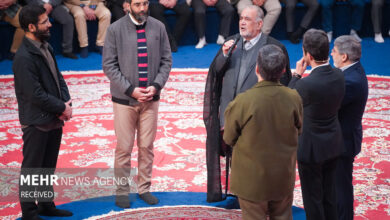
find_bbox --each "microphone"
[226,35,241,58]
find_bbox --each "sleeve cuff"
[125,85,135,97]
[151,83,161,92]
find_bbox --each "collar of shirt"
[129,13,146,26]
[27,37,47,51]
[340,61,358,72]
[310,62,330,72]
[244,32,262,50]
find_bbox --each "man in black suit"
[13,4,73,220]
[203,5,291,202]
[331,35,368,220]
[288,29,345,220]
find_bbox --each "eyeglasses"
[37,19,50,25]
[132,1,149,7]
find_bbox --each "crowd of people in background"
[1,0,389,58]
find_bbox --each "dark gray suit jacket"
[289,64,345,163]
[214,34,292,126]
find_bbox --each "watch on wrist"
[79,3,85,7]
[293,73,302,79]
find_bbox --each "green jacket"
[223,80,303,202]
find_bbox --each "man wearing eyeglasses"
[13,4,73,219]
[103,0,172,209]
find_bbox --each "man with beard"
[103,0,171,208]
[24,0,78,59]
[13,4,73,220]
[203,5,291,202]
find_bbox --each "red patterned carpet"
[0,70,389,219]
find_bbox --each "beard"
[33,27,51,42]
[130,10,148,23]
[239,27,255,40]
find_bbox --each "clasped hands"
[132,86,157,103]
[59,100,72,121]
[83,6,97,20]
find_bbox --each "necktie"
[244,40,251,50]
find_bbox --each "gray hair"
[245,5,264,22]
[334,35,361,62]
[257,44,286,82]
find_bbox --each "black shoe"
[289,34,300,44]
[80,47,88,58]
[290,27,305,44]
[139,192,159,205]
[21,214,43,220]
[62,52,78,59]
[96,46,103,54]
[38,203,73,217]
[7,52,15,60]
[169,39,178,52]
[38,208,73,217]
[115,195,130,208]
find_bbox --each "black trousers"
[336,156,355,220]
[19,126,62,218]
[191,0,234,38]
[108,0,126,22]
[298,157,339,220]
[149,2,191,43]
[280,0,319,32]
[49,5,75,53]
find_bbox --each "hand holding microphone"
[222,36,240,57]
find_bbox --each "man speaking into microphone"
[203,5,291,202]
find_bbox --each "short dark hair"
[125,0,132,3]
[256,44,286,82]
[19,4,46,32]
[302,29,329,62]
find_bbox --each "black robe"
[203,34,292,202]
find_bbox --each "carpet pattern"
[0,70,389,219]
[85,205,242,220]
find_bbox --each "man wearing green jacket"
[223,44,303,220]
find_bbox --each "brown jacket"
[223,80,303,202]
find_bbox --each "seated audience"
[64,0,111,57]
[279,0,319,44]
[223,44,303,220]
[149,0,191,52]
[234,0,281,35]
[25,0,78,59]
[190,0,234,48]
[319,0,365,42]
[0,0,24,60]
